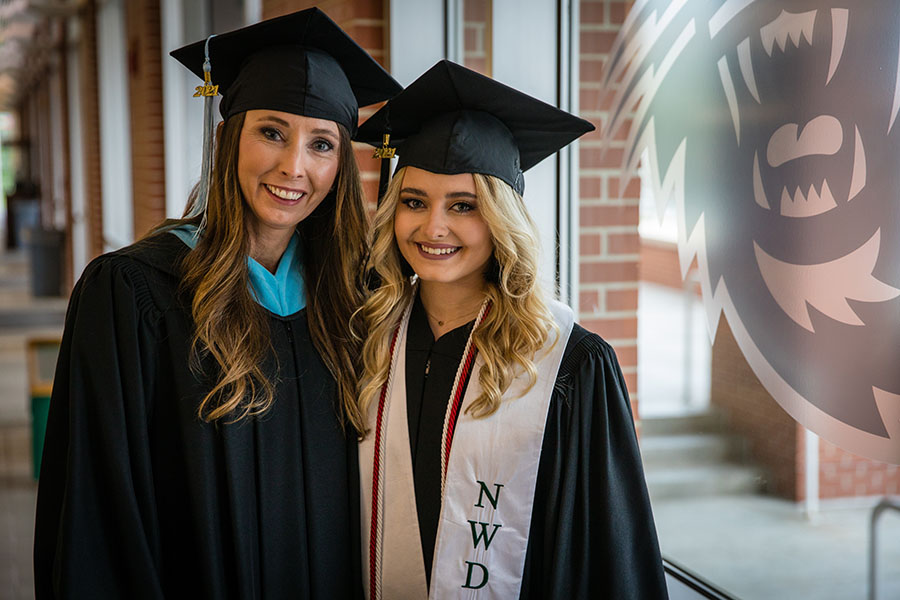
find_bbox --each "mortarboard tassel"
[373,133,396,206]
[188,34,219,237]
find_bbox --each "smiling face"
[238,109,340,253]
[393,166,494,291]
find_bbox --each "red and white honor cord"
[368,297,491,600]
[369,314,404,600]
[439,298,491,496]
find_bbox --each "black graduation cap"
[357,60,594,195]
[169,7,402,134]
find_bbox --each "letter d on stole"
[462,561,489,589]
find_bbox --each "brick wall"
[263,0,387,208]
[710,311,900,500]
[710,319,804,499]
[20,88,37,200]
[37,76,54,231]
[79,0,104,259]
[819,437,900,499]
[19,94,33,184]
[580,0,640,418]
[126,0,166,239]
[15,93,31,185]
[56,36,74,292]
[463,0,491,76]
[641,240,679,289]
[639,240,703,302]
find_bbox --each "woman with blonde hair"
[34,9,400,598]
[356,61,667,599]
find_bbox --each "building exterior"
[3,0,895,503]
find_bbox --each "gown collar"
[170,224,306,317]
[407,293,475,353]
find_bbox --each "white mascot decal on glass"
[603,0,900,463]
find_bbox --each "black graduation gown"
[404,298,668,599]
[33,234,362,600]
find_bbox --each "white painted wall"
[389,0,445,86]
[66,19,88,278]
[558,0,581,309]
[97,0,133,249]
[244,0,262,25]
[492,0,561,295]
[162,0,211,219]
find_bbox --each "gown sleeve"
[33,255,166,599]
[521,326,668,599]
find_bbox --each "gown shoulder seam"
[553,325,617,398]
[82,251,175,327]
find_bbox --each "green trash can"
[28,338,61,480]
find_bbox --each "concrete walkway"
[0,248,65,599]
[653,494,900,599]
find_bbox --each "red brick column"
[711,319,900,500]
[710,320,805,499]
[463,0,491,76]
[262,0,387,208]
[79,0,105,258]
[37,77,54,230]
[20,83,41,198]
[57,33,75,291]
[16,98,29,185]
[22,89,39,186]
[14,98,30,186]
[580,0,640,419]
[126,0,167,239]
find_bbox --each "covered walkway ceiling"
[0,0,81,111]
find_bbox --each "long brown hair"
[358,168,556,433]
[177,112,368,432]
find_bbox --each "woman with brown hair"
[33,9,400,599]
[356,61,667,599]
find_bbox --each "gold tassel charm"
[186,34,218,234]
[373,133,396,159]
[193,48,220,98]
[375,133,396,205]
[193,68,220,97]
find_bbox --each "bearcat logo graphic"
[602,0,900,463]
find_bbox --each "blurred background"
[0,1,898,598]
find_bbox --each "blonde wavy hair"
[160,112,368,432]
[358,167,555,432]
